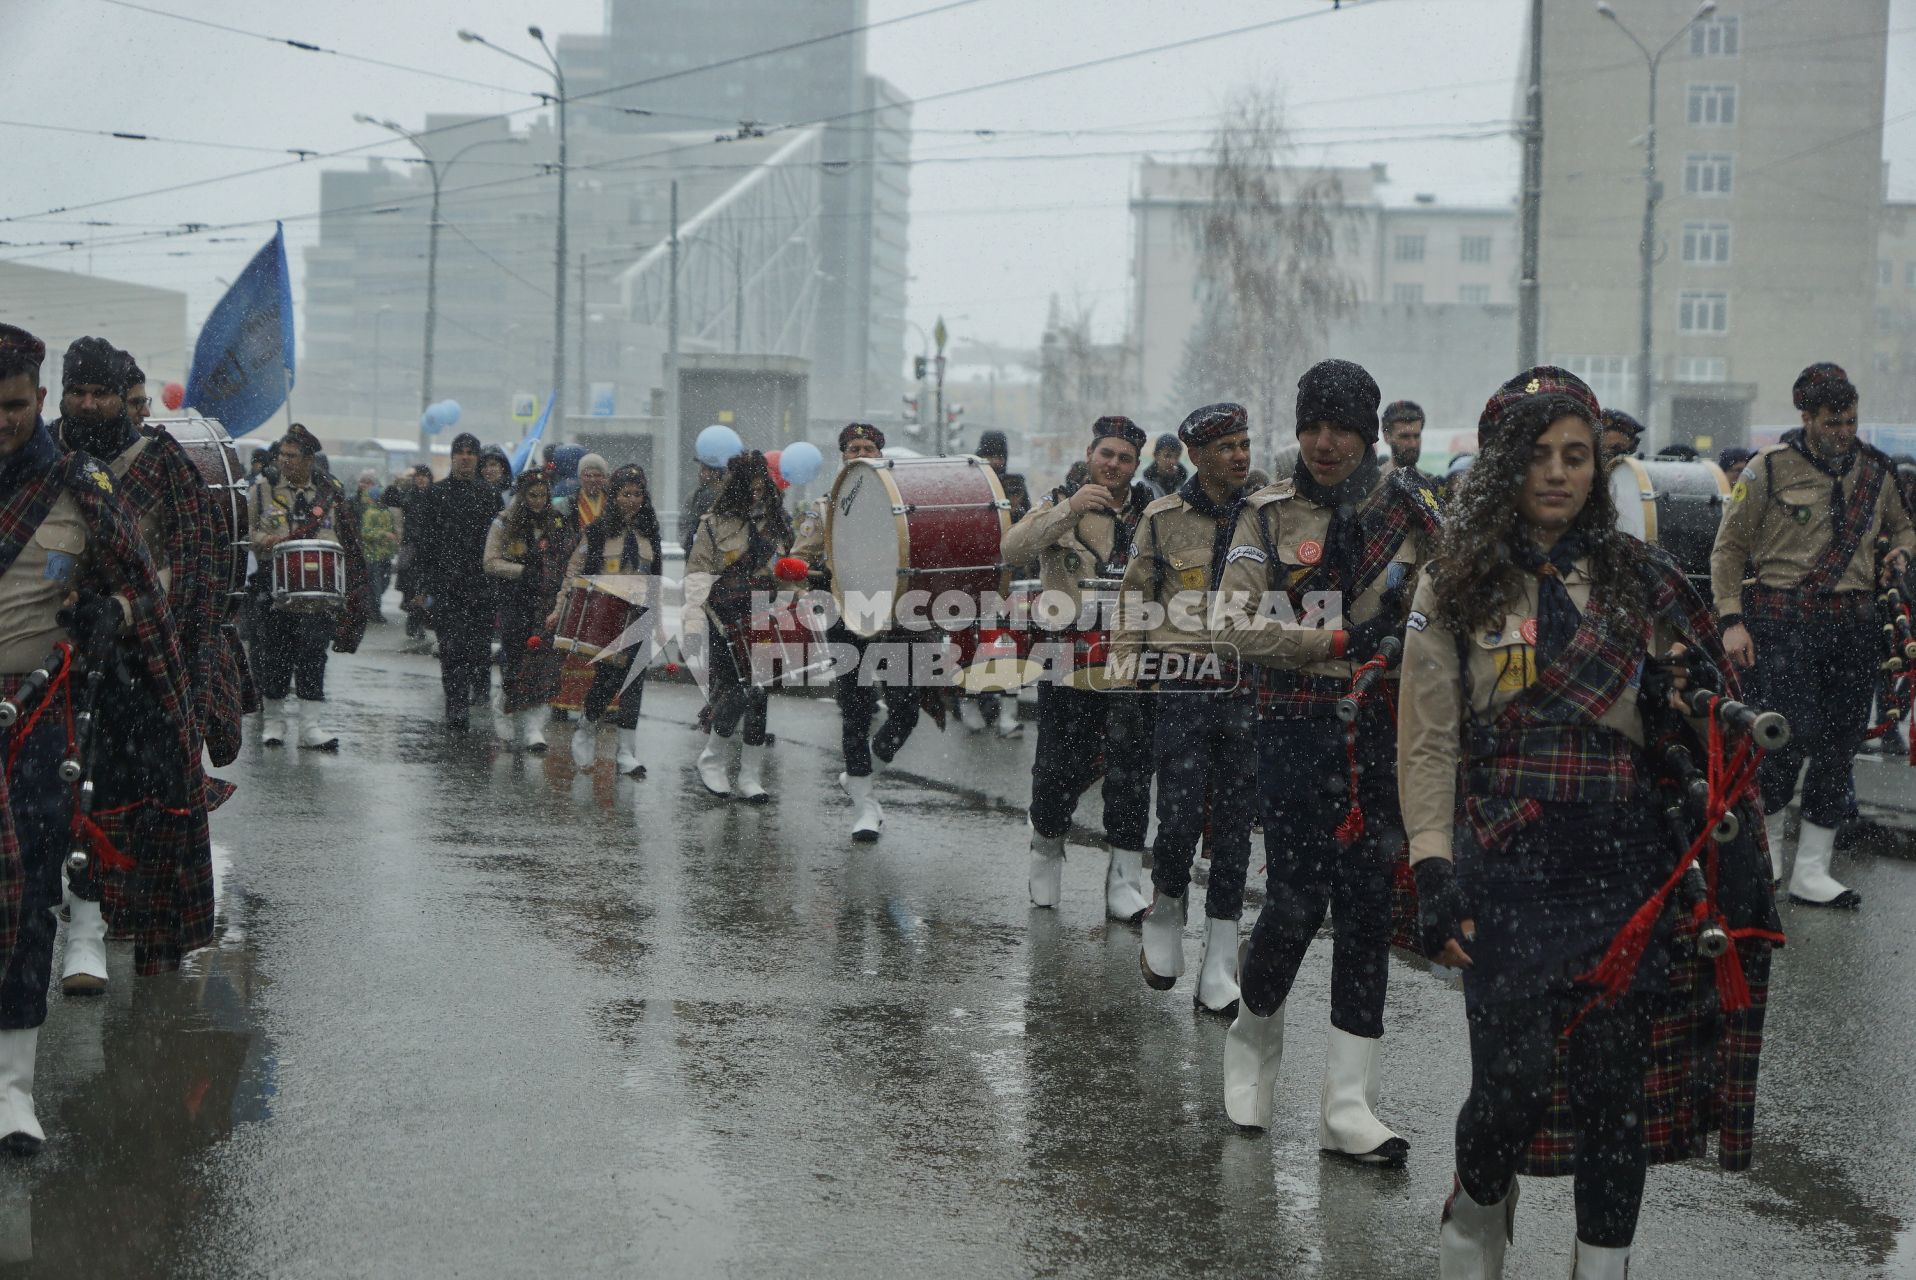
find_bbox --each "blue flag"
[508,391,556,477]
[185,223,295,436]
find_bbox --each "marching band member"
[0,324,214,1152]
[409,433,502,732]
[51,338,238,995]
[960,430,1032,738]
[247,423,369,750]
[1215,360,1439,1161]
[790,424,923,839]
[1399,367,1767,1278]
[1712,362,1913,908]
[485,469,569,750]
[1003,414,1155,917]
[682,451,791,801]
[550,465,661,775]
[1109,402,1258,1015]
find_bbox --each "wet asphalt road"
[9,618,1916,1278]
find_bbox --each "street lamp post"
[459,25,569,435]
[354,115,524,447]
[372,304,393,432]
[1597,0,1718,442]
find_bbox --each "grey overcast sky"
[7,0,1913,367]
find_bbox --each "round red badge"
[1298,539,1323,565]
[1519,617,1539,646]
[311,506,324,519]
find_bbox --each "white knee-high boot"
[1317,1026,1408,1164]
[1788,819,1861,908]
[1439,1174,1519,1279]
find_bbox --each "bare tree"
[1171,87,1361,452]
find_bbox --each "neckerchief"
[0,422,65,580]
[1778,428,1888,594]
[1290,453,1382,600]
[577,491,604,527]
[1513,529,1590,668]
[1175,474,1249,589]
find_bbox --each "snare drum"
[270,540,346,613]
[154,415,250,598]
[1063,576,1122,692]
[553,577,642,659]
[828,455,1011,639]
[958,579,1043,693]
[1607,457,1730,580]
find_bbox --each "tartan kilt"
[97,800,218,974]
[0,671,56,971]
[1520,930,1774,1176]
[552,652,619,714]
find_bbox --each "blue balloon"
[420,406,444,435]
[780,440,824,486]
[439,399,461,428]
[696,424,743,468]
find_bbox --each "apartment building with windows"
[1538,2,1889,449]
[1874,200,1916,423]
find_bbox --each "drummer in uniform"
[247,423,370,750]
[1003,414,1156,918]
[1213,359,1439,1159]
[789,423,923,840]
[547,464,662,775]
[1108,402,1258,1016]
[681,450,792,803]
[1711,362,1914,909]
[50,338,238,995]
[0,323,215,1152]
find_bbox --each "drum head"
[960,656,1043,694]
[828,461,905,636]
[1607,456,1655,543]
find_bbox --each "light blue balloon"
[696,424,743,468]
[780,440,824,486]
[420,406,444,435]
[439,399,461,428]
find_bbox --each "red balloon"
[774,556,810,583]
[766,449,790,491]
[161,382,185,411]
[526,635,543,650]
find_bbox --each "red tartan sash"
[1786,442,1887,597]
[0,459,66,581]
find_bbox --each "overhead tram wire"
[4,0,992,228]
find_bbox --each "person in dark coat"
[408,432,503,729]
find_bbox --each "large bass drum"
[153,414,250,599]
[1607,456,1730,581]
[827,455,1012,639]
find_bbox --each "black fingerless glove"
[1413,857,1470,961]
[1343,611,1399,664]
[57,590,122,657]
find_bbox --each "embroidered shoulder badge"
[85,462,113,494]
[1224,545,1267,566]
[1731,481,1748,503]
[1406,610,1429,632]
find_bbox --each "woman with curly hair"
[547,464,662,775]
[484,469,570,748]
[1398,368,1776,1278]
[680,450,792,801]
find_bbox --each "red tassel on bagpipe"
[1333,652,1395,848]
[1572,700,1763,1026]
[72,813,136,876]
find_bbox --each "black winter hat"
[1294,359,1380,445]
[62,336,135,394]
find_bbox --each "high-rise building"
[1539,1,1890,447]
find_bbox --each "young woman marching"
[1398,368,1779,1279]
[680,451,792,801]
[547,464,663,775]
[484,470,570,749]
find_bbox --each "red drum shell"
[271,540,345,612]
[554,579,638,658]
[827,456,1011,639]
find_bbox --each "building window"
[1690,15,1740,58]
[1674,356,1728,383]
[1392,235,1426,263]
[1683,152,1735,197]
[1686,84,1738,127]
[1459,284,1491,304]
[1555,355,1633,407]
[1678,290,1730,335]
[1459,235,1493,263]
[1681,221,1732,265]
[1392,283,1425,304]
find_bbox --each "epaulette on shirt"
[1141,492,1184,519]
[1245,479,1294,509]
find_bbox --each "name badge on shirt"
[43,551,75,583]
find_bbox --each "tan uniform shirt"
[0,491,94,673]
[1107,490,1242,681]
[482,517,526,581]
[999,487,1137,612]
[561,528,655,581]
[1214,479,1431,679]
[1396,564,1678,864]
[680,512,785,637]
[249,474,342,551]
[1710,442,1916,618]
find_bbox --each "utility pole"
[733,226,746,354]
[667,180,681,470]
[933,316,949,456]
[1517,0,1543,370]
[577,249,588,414]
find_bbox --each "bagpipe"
[1869,534,1916,762]
[0,633,122,880]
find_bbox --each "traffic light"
[913,356,928,381]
